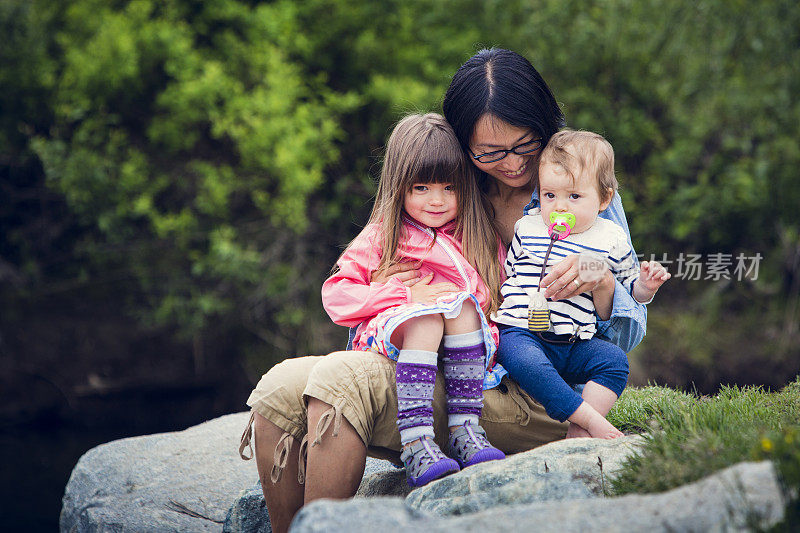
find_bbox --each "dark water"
[0,423,126,531]
[0,383,244,532]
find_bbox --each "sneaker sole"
[458,447,506,468]
[408,458,460,487]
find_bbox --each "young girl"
[322,113,506,486]
[494,130,670,439]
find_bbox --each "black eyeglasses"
[468,138,544,164]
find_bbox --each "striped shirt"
[492,209,640,339]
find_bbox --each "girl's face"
[538,160,612,234]
[468,115,542,191]
[403,182,458,228]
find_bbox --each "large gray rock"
[222,458,403,533]
[291,461,786,532]
[223,483,271,533]
[405,435,643,515]
[355,458,409,498]
[63,414,788,533]
[61,412,257,532]
[223,434,643,531]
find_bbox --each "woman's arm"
[594,192,647,352]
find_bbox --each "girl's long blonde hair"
[366,113,503,315]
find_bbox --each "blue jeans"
[496,326,629,422]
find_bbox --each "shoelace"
[466,424,484,448]
[459,425,490,455]
[410,437,445,468]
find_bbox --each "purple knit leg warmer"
[442,331,486,428]
[396,349,438,445]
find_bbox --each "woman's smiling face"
[468,114,542,190]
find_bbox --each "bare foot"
[566,422,592,439]
[584,415,624,439]
[568,402,624,439]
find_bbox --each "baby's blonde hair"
[364,113,503,315]
[539,130,617,202]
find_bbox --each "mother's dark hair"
[443,48,565,161]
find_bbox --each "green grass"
[606,385,696,433]
[607,377,800,530]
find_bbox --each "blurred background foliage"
[2,2,798,528]
[1,0,799,429]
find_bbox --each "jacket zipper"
[405,218,499,371]
[404,218,471,295]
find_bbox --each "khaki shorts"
[242,350,567,473]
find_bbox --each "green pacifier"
[548,212,576,239]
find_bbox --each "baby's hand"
[633,261,671,303]
[640,261,671,291]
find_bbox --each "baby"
[493,130,670,438]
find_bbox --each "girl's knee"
[409,313,445,330]
[392,314,444,349]
[457,298,479,317]
[444,299,482,332]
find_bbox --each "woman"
[240,48,646,533]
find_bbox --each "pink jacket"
[322,218,503,329]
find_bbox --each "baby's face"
[538,161,611,234]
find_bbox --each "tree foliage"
[2,0,798,379]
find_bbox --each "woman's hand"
[370,263,457,304]
[408,273,459,304]
[541,254,610,301]
[370,262,421,286]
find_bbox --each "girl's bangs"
[409,145,465,187]
[413,160,461,184]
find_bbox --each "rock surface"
[222,458,403,533]
[222,434,645,531]
[61,412,256,532]
[291,461,786,532]
[356,458,409,498]
[62,414,788,533]
[405,435,642,515]
[223,483,271,533]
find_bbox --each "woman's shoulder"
[598,192,632,236]
[599,192,627,220]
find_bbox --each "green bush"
[2,0,798,379]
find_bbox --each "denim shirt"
[523,190,647,353]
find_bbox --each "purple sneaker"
[400,436,460,487]
[446,422,506,468]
